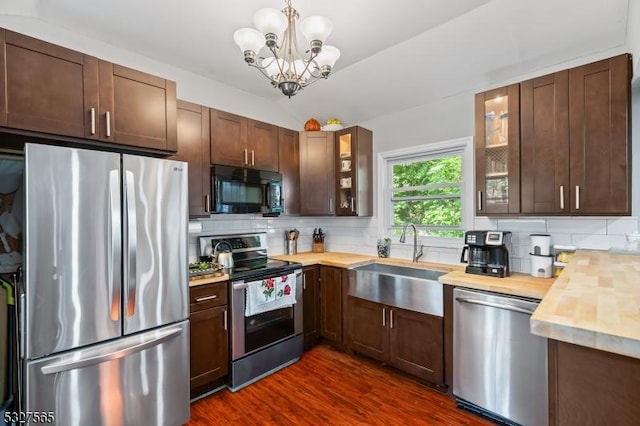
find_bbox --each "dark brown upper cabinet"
[520,53,631,216]
[173,100,211,218]
[0,28,177,153]
[568,53,631,215]
[521,71,570,214]
[0,29,99,140]
[474,84,521,215]
[334,126,373,217]
[299,131,336,215]
[248,119,279,171]
[98,62,177,151]
[210,108,279,172]
[278,127,300,215]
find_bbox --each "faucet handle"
[416,244,424,262]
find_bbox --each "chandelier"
[233,0,341,98]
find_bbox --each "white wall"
[628,0,640,85]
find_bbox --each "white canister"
[530,253,553,278]
[530,234,551,256]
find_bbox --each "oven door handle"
[233,282,248,290]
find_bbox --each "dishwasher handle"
[455,296,535,315]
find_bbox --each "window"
[379,137,473,241]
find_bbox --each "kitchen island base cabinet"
[348,297,444,385]
[189,282,229,400]
[548,340,640,425]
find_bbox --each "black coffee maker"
[460,230,512,277]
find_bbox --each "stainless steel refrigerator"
[21,143,189,425]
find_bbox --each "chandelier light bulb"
[233,28,265,63]
[300,15,333,53]
[254,8,287,48]
[315,46,341,68]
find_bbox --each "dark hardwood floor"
[188,344,492,425]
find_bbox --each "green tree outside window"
[391,155,463,238]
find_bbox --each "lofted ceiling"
[0,0,633,126]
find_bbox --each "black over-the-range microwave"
[211,164,284,215]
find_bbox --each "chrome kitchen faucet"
[399,223,423,263]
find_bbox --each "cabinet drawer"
[189,282,228,312]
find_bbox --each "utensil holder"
[377,239,391,258]
[312,242,325,253]
[286,240,297,255]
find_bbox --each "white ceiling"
[0,0,633,126]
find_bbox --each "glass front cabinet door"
[334,126,373,217]
[474,84,520,215]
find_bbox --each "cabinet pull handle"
[477,191,483,211]
[251,150,255,166]
[575,186,580,210]
[90,108,96,135]
[303,273,306,290]
[329,199,333,214]
[382,307,386,327]
[351,197,355,213]
[105,111,111,138]
[195,294,218,303]
[204,194,211,213]
[559,186,564,210]
[390,309,394,329]
[244,149,248,165]
[223,309,228,331]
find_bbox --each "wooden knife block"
[312,242,325,253]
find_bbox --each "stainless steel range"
[198,232,303,391]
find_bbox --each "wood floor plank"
[188,344,491,425]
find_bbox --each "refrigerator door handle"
[40,325,183,375]
[108,169,122,321]
[124,170,138,317]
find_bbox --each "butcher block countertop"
[438,270,554,300]
[188,273,229,287]
[531,250,640,359]
[270,252,461,273]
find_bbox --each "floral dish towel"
[245,272,297,317]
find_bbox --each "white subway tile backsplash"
[547,218,607,235]
[571,234,625,250]
[549,234,573,247]
[436,248,461,265]
[497,219,547,233]
[473,217,498,230]
[188,210,636,275]
[607,217,639,235]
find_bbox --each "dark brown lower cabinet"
[303,265,320,349]
[189,282,228,399]
[548,340,640,425]
[319,266,345,345]
[348,296,444,384]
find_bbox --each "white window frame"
[377,136,474,248]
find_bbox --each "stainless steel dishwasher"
[453,287,548,426]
